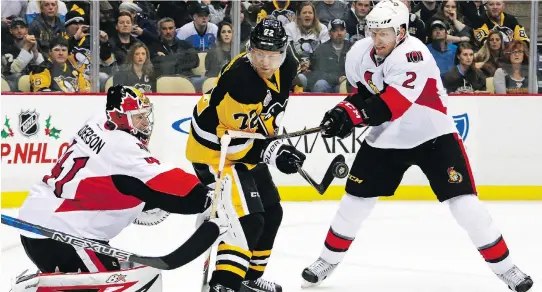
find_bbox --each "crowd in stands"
[1,0,540,94]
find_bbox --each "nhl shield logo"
[452,113,469,141]
[19,110,39,137]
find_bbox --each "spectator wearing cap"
[29,36,89,92]
[1,16,44,89]
[345,0,371,44]
[119,1,159,46]
[300,19,352,93]
[314,0,349,25]
[176,3,218,52]
[426,18,457,75]
[64,10,114,87]
[28,0,66,56]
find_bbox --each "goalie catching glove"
[262,140,306,174]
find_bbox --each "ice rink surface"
[2,201,541,292]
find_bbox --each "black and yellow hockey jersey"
[186,50,299,166]
[30,60,90,92]
[470,11,528,45]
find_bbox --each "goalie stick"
[1,214,219,270]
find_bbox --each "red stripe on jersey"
[379,86,413,121]
[414,78,447,114]
[84,250,108,272]
[453,133,478,194]
[479,237,509,261]
[55,176,142,212]
[325,229,353,250]
[146,168,200,197]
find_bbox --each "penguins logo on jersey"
[53,75,78,92]
[261,100,287,134]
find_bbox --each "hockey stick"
[1,214,219,270]
[297,154,349,195]
[201,134,232,292]
[227,126,323,141]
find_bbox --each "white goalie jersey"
[18,114,200,241]
[345,36,458,149]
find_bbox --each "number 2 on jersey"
[42,140,89,198]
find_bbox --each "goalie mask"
[247,18,288,78]
[106,85,154,145]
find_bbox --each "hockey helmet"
[106,85,154,145]
[366,0,410,45]
[247,18,289,76]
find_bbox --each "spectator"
[426,18,457,75]
[468,0,528,47]
[205,21,233,77]
[29,37,89,92]
[25,0,67,25]
[2,0,26,20]
[149,17,202,89]
[118,2,159,46]
[436,0,472,45]
[1,17,44,89]
[99,1,117,39]
[109,12,141,68]
[300,19,352,93]
[412,0,438,25]
[442,42,487,93]
[494,40,529,94]
[399,0,426,43]
[285,1,329,67]
[474,30,505,77]
[203,0,231,25]
[113,42,156,93]
[314,0,348,25]
[64,10,114,86]
[263,0,297,26]
[345,0,371,43]
[176,3,218,52]
[156,1,192,29]
[28,0,66,56]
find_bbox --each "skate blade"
[301,279,322,289]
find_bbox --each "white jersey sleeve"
[111,132,200,197]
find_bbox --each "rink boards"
[1,93,541,207]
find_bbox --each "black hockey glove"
[321,101,366,139]
[261,140,306,174]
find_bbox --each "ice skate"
[301,258,338,288]
[240,278,282,292]
[497,265,533,292]
[210,283,238,292]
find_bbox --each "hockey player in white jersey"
[12,85,247,292]
[301,1,533,291]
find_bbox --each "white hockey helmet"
[366,0,410,44]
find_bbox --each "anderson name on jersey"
[187,49,299,166]
[19,114,201,241]
[346,36,457,149]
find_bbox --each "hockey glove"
[321,101,365,139]
[262,140,306,174]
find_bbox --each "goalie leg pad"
[12,266,162,292]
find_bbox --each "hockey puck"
[332,162,349,178]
